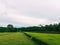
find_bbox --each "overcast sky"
[0,0,60,27]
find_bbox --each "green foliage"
[17,23,60,33]
[0,23,60,33]
[7,24,14,32]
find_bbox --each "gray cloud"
[0,0,60,27]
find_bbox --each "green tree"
[7,24,14,32]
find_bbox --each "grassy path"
[0,32,36,45]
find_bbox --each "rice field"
[26,32,60,45]
[0,32,60,45]
[0,32,36,45]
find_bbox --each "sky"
[0,0,60,27]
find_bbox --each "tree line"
[0,23,60,33]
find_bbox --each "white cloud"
[0,0,60,27]
[0,14,49,26]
